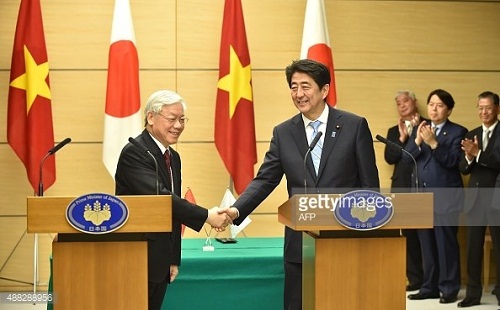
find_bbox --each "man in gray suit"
[225,59,380,310]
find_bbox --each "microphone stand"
[303,131,323,194]
[303,148,313,194]
[32,152,51,298]
[33,138,71,298]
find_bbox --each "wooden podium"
[278,193,433,310]
[27,195,172,310]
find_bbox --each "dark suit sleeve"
[356,117,380,189]
[384,126,403,165]
[115,143,207,232]
[433,126,467,169]
[233,126,284,225]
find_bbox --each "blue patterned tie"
[309,120,322,175]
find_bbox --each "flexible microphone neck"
[303,148,312,194]
[128,137,160,195]
[303,131,323,194]
[375,134,419,192]
[38,138,72,196]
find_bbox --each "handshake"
[206,206,239,231]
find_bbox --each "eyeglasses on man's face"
[156,113,189,125]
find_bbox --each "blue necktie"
[309,120,322,175]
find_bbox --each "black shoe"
[406,283,421,291]
[439,295,457,304]
[408,292,440,300]
[457,297,480,307]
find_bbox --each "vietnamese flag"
[103,0,142,178]
[215,0,257,195]
[300,0,337,107]
[7,0,55,194]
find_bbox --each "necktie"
[483,129,490,151]
[309,120,322,175]
[164,149,174,191]
[433,125,439,136]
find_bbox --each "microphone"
[309,131,323,151]
[128,137,160,195]
[48,137,71,155]
[38,138,72,196]
[375,134,403,152]
[375,134,419,191]
[303,131,323,194]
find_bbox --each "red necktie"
[164,149,174,191]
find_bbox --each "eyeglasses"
[477,106,494,112]
[156,113,189,125]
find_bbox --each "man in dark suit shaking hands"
[225,59,380,310]
[115,90,232,310]
[458,91,500,307]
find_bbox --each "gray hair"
[394,89,416,102]
[143,90,187,126]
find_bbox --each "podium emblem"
[333,190,393,231]
[66,193,129,234]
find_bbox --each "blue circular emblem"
[66,193,129,234]
[333,190,394,231]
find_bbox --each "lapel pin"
[332,131,336,138]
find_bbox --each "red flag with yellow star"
[7,0,55,194]
[215,0,257,194]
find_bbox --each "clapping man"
[384,90,423,291]
[405,89,467,304]
[458,91,500,307]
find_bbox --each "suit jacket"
[404,120,467,215]
[460,124,500,213]
[233,107,380,263]
[115,129,207,283]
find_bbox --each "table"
[162,237,284,310]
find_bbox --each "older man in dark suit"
[115,90,231,310]
[384,89,423,291]
[225,59,380,310]
[405,89,467,304]
[458,91,500,307]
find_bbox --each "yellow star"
[217,45,252,118]
[10,45,52,114]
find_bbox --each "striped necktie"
[309,120,322,175]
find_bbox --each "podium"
[27,195,172,310]
[278,193,433,310]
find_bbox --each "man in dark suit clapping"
[384,89,423,292]
[458,91,500,308]
[405,89,467,304]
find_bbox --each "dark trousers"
[284,261,302,310]
[403,229,423,286]
[465,225,500,298]
[418,224,461,296]
[148,279,168,310]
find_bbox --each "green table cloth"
[162,237,285,310]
